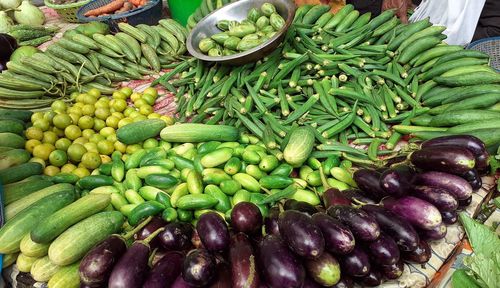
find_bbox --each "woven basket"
[44,0,93,23]
[467,36,500,71]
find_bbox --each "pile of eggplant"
[77,135,488,288]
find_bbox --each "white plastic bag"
[409,0,486,46]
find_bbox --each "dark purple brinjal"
[341,189,377,205]
[461,169,482,191]
[458,196,473,208]
[380,164,415,197]
[361,205,419,252]
[402,240,431,264]
[143,251,184,288]
[382,196,442,230]
[258,235,305,288]
[159,222,193,251]
[80,218,153,287]
[301,277,322,288]
[172,274,195,288]
[209,263,232,288]
[412,186,458,212]
[0,34,17,63]
[419,222,447,241]
[278,210,325,259]
[415,171,473,200]
[410,146,476,175]
[332,276,354,288]
[306,251,341,287]
[229,233,260,288]
[357,269,383,287]
[323,188,351,208]
[182,249,217,287]
[441,211,458,225]
[135,216,167,249]
[283,199,319,215]
[311,213,355,255]
[340,246,371,277]
[353,169,387,201]
[231,202,263,234]
[366,233,400,265]
[108,227,165,288]
[327,205,380,241]
[264,207,280,235]
[381,260,404,279]
[421,135,489,172]
[196,212,230,252]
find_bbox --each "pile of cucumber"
[8,24,59,47]
[0,19,187,110]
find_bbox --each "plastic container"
[44,0,94,23]
[168,0,202,27]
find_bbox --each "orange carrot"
[84,0,125,17]
[129,0,141,6]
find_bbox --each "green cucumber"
[0,119,24,134]
[117,119,166,144]
[20,233,49,257]
[0,149,31,170]
[0,108,32,121]
[429,110,500,127]
[144,174,179,189]
[3,178,53,205]
[259,175,294,189]
[31,256,60,282]
[160,123,239,143]
[283,126,315,167]
[0,162,43,185]
[434,72,500,87]
[0,132,25,148]
[175,194,218,210]
[77,175,114,190]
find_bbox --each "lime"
[94,119,106,131]
[130,92,141,102]
[112,91,127,100]
[65,125,82,140]
[84,142,99,153]
[143,138,159,149]
[134,98,147,107]
[51,100,67,112]
[82,104,95,116]
[44,165,60,176]
[97,140,114,155]
[33,143,55,161]
[106,116,119,129]
[161,115,175,125]
[73,137,88,145]
[67,143,87,163]
[114,141,127,153]
[147,113,161,119]
[49,150,68,167]
[126,144,142,154]
[25,139,41,153]
[120,87,133,97]
[89,133,105,144]
[33,119,50,131]
[142,94,155,106]
[72,167,90,178]
[87,88,101,98]
[42,131,58,145]
[61,163,77,173]
[81,152,102,169]
[78,116,94,129]
[111,98,127,112]
[55,138,72,151]
[68,113,80,125]
[53,113,73,129]
[111,112,124,120]
[107,134,117,143]
[52,127,65,137]
[44,111,56,122]
[100,154,112,164]
[118,118,133,128]
[10,46,39,62]
[143,87,158,98]
[82,129,95,139]
[100,127,115,137]
[31,112,44,123]
[25,127,44,140]
[95,108,111,120]
[139,105,153,116]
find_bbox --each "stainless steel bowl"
[187,0,296,65]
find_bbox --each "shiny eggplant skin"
[327,205,380,241]
[283,199,319,215]
[462,169,482,190]
[353,169,387,201]
[410,146,476,175]
[196,212,230,252]
[305,251,341,287]
[209,263,232,288]
[458,196,473,208]
[358,269,383,287]
[380,164,415,197]
[301,277,323,288]
[361,205,419,251]
[415,171,473,200]
[258,235,305,288]
[134,216,167,249]
[108,241,151,288]
[323,188,351,208]
[79,235,127,287]
[172,275,195,288]
[229,233,260,288]
[311,213,355,255]
[412,186,458,212]
[182,249,217,287]
[381,260,404,279]
[159,222,193,251]
[231,202,263,234]
[441,211,458,225]
[382,196,442,230]
[332,276,354,288]
[341,189,376,205]
[143,251,184,288]
[402,240,431,264]
[419,222,447,241]
[264,207,280,235]
[366,233,400,265]
[278,210,325,259]
[339,246,370,277]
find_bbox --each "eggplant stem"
[122,216,153,240]
[319,166,330,190]
[148,248,158,267]
[141,227,165,245]
[351,197,368,208]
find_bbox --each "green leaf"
[494,197,500,209]
[459,212,500,256]
[464,251,500,288]
[490,155,500,175]
[451,269,481,288]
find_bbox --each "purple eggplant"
[172,275,195,288]
[258,235,305,288]
[182,249,217,287]
[421,135,489,171]
[311,213,355,255]
[264,207,280,235]
[353,169,387,201]
[402,240,431,264]
[231,202,263,235]
[366,233,400,265]
[302,277,322,288]
[305,251,341,286]
[283,199,319,215]
[380,164,415,197]
[209,263,232,288]
[135,216,167,249]
[357,269,383,287]
[229,233,260,288]
[419,222,447,241]
[196,212,230,252]
[332,276,354,288]
[143,251,184,288]
[278,210,325,259]
[441,211,458,225]
[108,228,165,288]
[415,171,473,200]
[159,222,193,251]
[381,260,404,279]
[361,205,419,251]
[458,196,473,208]
[410,146,475,175]
[327,206,380,241]
[412,186,458,212]
[323,188,351,208]
[382,196,442,230]
[341,189,377,205]
[80,218,153,287]
[340,246,370,277]
[462,169,482,190]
